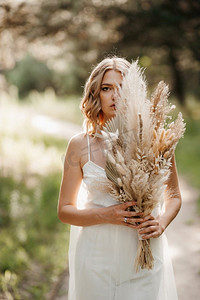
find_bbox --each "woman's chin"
[104,113,116,122]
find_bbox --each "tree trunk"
[169,48,185,106]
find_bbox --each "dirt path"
[166,178,200,300]
[33,114,200,300]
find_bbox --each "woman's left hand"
[136,215,165,239]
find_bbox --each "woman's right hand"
[102,201,144,228]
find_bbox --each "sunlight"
[31,114,80,139]
[77,182,88,210]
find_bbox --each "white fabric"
[68,138,178,300]
[86,134,91,161]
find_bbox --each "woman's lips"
[110,104,116,109]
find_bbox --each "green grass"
[0,168,69,299]
[175,118,200,212]
[0,171,70,299]
[0,96,70,299]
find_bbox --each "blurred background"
[0,0,200,299]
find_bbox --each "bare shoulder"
[67,132,87,151]
[64,132,87,169]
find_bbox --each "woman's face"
[99,69,122,123]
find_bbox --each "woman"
[57,57,181,300]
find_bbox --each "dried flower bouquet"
[100,61,185,272]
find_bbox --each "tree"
[0,0,199,103]
[97,0,200,104]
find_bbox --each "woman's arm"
[158,154,182,230]
[57,134,142,227]
[136,154,182,239]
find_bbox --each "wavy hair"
[80,56,131,135]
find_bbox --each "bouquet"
[100,60,185,272]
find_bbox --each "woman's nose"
[112,88,118,101]
[111,91,115,101]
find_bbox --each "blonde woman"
[57,57,181,300]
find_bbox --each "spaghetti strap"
[87,134,91,161]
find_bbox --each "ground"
[167,177,200,300]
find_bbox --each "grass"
[176,119,200,186]
[161,95,200,212]
[175,118,200,213]
[0,171,69,299]
[0,95,70,299]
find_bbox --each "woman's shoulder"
[67,132,87,151]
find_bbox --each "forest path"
[166,178,200,300]
[32,114,200,300]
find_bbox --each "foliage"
[99,0,200,104]
[168,97,200,211]
[1,0,199,104]
[0,97,70,299]
[0,270,20,300]
[176,118,200,189]
[5,55,85,98]
[5,55,55,98]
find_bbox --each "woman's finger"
[123,201,137,208]
[123,222,137,229]
[121,216,141,227]
[141,231,160,239]
[136,220,159,229]
[127,217,144,224]
[139,214,154,222]
[124,211,143,218]
[138,226,157,235]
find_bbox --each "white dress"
[68,135,178,300]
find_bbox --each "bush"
[5,54,86,99]
[6,55,55,98]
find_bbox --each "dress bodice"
[81,135,117,209]
[80,134,161,216]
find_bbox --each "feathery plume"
[99,60,185,271]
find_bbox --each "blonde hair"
[80,56,131,135]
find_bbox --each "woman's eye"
[102,87,111,91]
